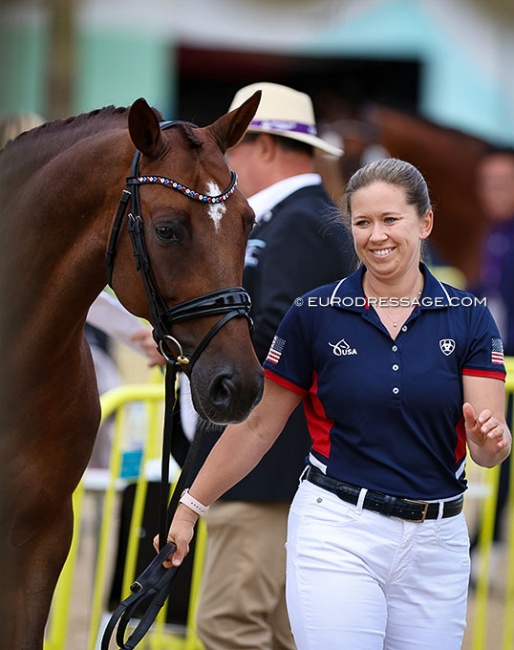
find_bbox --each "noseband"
[106,119,252,372]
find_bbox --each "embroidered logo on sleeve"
[266,336,286,365]
[491,338,504,365]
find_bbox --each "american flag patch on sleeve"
[266,336,286,365]
[491,338,504,365]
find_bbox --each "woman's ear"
[420,210,434,239]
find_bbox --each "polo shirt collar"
[330,262,454,312]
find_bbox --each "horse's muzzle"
[192,363,264,425]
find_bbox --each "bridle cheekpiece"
[105,120,252,372]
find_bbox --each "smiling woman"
[340,158,433,336]
[161,156,511,650]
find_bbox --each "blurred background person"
[469,146,514,578]
[85,291,165,467]
[474,147,514,354]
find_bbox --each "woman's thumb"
[462,402,476,428]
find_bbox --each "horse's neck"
[0,126,133,353]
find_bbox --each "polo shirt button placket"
[391,344,401,399]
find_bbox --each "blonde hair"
[0,112,45,149]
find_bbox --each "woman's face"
[350,181,433,282]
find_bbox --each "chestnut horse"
[0,94,264,648]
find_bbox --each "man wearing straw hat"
[195,82,356,650]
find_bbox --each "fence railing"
[465,356,514,650]
[45,380,205,650]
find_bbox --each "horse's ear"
[128,98,164,159]
[209,91,262,153]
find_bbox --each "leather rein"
[101,121,252,649]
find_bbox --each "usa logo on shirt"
[329,338,358,356]
[491,338,504,365]
[266,335,286,365]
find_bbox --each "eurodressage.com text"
[295,296,488,308]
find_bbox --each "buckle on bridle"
[158,335,190,366]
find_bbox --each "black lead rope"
[101,359,218,650]
[101,360,188,650]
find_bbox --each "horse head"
[110,93,264,424]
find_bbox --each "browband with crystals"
[126,170,238,204]
[250,119,317,136]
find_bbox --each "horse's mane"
[0,104,207,157]
[1,104,165,153]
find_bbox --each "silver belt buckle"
[404,499,429,523]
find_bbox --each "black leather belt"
[304,466,464,523]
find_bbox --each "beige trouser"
[197,501,296,650]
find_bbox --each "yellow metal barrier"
[45,380,205,650]
[502,359,514,650]
[466,357,514,650]
[44,482,86,650]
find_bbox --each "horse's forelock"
[175,122,203,151]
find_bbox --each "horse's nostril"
[209,374,236,409]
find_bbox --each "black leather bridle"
[101,121,254,649]
[105,119,253,372]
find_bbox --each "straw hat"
[228,82,343,158]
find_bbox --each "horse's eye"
[155,224,182,243]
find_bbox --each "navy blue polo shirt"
[263,264,506,500]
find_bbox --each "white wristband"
[179,489,208,516]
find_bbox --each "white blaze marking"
[206,181,226,233]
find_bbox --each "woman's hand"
[130,328,166,367]
[153,505,199,569]
[463,402,510,458]
[462,375,511,468]
[152,379,302,568]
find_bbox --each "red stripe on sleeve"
[264,369,307,396]
[462,368,506,382]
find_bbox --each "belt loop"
[437,501,444,520]
[356,488,368,514]
[299,466,309,487]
